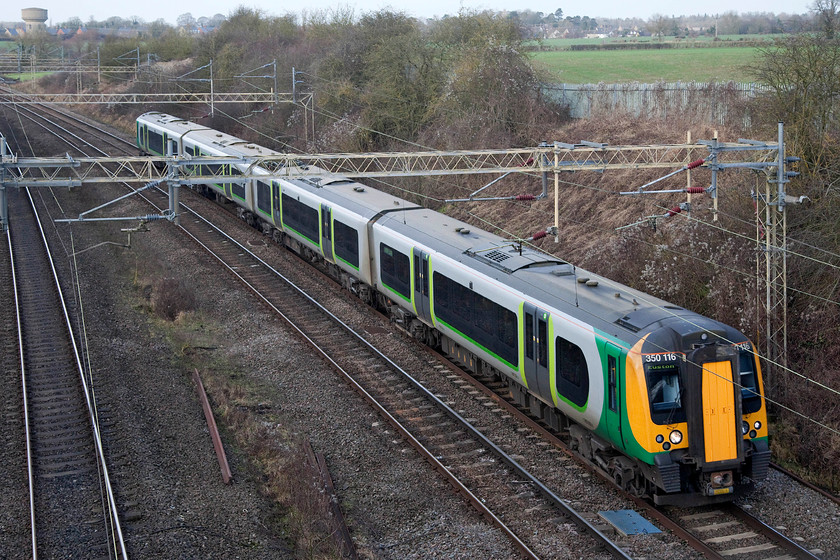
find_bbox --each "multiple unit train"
[137,112,770,506]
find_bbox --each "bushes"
[152,277,196,320]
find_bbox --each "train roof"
[377,207,720,346]
[136,113,741,348]
[277,176,423,220]
[138,112,210,135]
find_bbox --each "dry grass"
[152,276,197,321]
[200,372,344,560]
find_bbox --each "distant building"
[21,7,48,33]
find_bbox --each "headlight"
[669,430,683,444]
[656,434,664,444]
[742,421,749,435]
[754,421,762,430]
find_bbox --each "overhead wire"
[455,177,840,398]
[243,78,840,314]
[459,209,840,437]
[145,65,840,434]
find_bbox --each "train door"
[321,205,334,262]
[523,303,550,399]
[272,182,281,226]
[684,346,743,469]
[136,123,146,149]
[701,360,738,463]
[413,249,431,323]
[605,343,625,450]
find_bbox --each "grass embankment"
[531,46,761,83]
[140,276,345,558]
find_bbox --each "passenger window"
[432,272,518,367]
[525,313,534,360]
[256,181,271,215]
[537,319,547,367]
[380,244,410,299]
[555,336,589,408]
[334,220,359,269]
[147,130,163,155]
[230,167,245,200]
[282,193,320,244]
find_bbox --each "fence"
[542,82,772,128]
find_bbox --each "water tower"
[21,7,48,33]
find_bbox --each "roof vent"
[615,316,641,333]
[353,186,365,192]
[551,267,574,277]
[577,277,590,283]
[586,280,599,287]
[483,250,511,263]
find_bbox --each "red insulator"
[516,194,536,201]
[522,157,535,166]
[685,186,706,194]
[687,158,705,170]
[532,230,547,240]
[665,206,682,217]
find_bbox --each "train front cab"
[625,332,770,506]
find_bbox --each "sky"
[0,0,816,26]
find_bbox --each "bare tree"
[647,14,668,39]
[813,0,840,38]
[751,35,840,183]
[176,13,196,29]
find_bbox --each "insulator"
[515,194,536,201]
[532,230,547,240]
[665,206,682,217]
[522,157,535,166]
[685,186,706,194]
[687,158,705,170]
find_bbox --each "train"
[136,112,770,506]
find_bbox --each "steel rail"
[3,108,129,559]
[23,186,129,559]
[8,200,38,558]
[724,503,822,560]
[770,462,840,506]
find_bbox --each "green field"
[531,46,762,83]
[530,34,781,48]
[1,72,54,81]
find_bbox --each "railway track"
[460,365,825,560]
[137,184,634,559]
[5,104,634,557]
[7,185,126,559]
[668,503,821,560]
[3,102,835,558]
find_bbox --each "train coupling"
[706,470,735,496]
